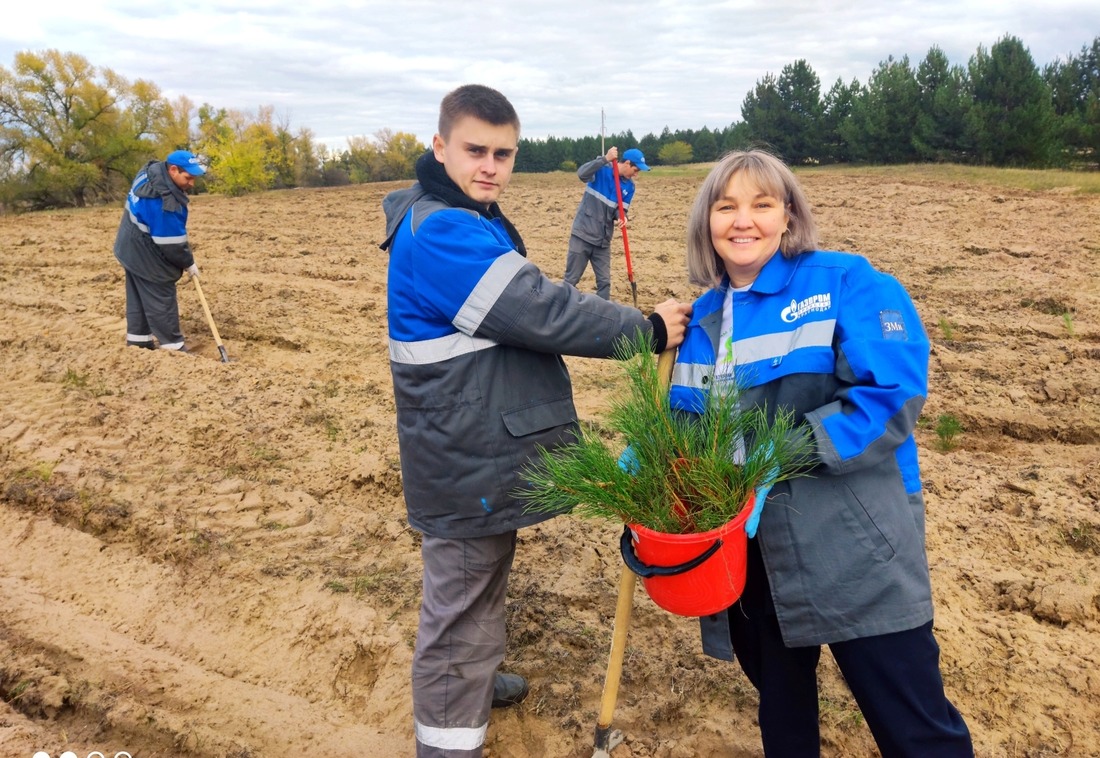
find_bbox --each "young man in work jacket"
[380,84,690,758]
[563,145,649,300]
[113,150,206,351]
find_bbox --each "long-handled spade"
[593,348,676,758]
[610,159,638,309]
[191,275,231,363]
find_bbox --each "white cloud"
[2,0,1097,148]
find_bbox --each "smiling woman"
[673,148,974,756]
[708,172,790,287]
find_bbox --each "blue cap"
[622,148,650,171]
[165,150,206,176]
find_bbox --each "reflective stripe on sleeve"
[583,184,623,210]
[453,252,527,335]
[388,331,499,365]
[126,207,151,234]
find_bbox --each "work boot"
[126,340,155,350]
[491,672,529,709]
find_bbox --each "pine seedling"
[1062,311,1075,338]
[938,317,955,341]
[516,333,815,534]
[934,413,963,451]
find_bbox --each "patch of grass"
[4,679,32,703]
[819,693,866,731]
[1062,523,1100,554]
[250,444,281,463]
[796,162,1100,194]
[29,461,56,481]
[303,411,341,441]
[61,368,113,397]
[649,163,715,178]
[61,368,88,388]
[934,413,963,452]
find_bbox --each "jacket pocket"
[839,480,898,563]
[501,397,577,438]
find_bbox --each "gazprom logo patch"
[780,293,831,323]
[879,310,908,340]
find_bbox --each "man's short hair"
[438,84,521,140]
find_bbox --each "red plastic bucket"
[620,491,756,617]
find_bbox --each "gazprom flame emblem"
[780,293,831,323]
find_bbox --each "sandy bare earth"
[1,167,1099,757]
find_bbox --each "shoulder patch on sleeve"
[879,309,909,341]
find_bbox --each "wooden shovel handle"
[594,347,677,753]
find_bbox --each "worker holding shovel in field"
[380,84,690,758]
[563,145,649,301]
[113,149,206,352]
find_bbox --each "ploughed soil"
[1,167,1099,757]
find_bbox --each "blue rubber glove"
[744,442,779,539]
[617,445,639,475]
[745,482,772,539]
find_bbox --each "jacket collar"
[751,250,799,294]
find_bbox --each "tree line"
[518,35,1099,173]
[1,34,1097,211]
[0,49,424,210]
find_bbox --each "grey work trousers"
[563,235,612,300]
[124,270,185,349]
[413,531,517,757]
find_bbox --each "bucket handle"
[619,525,723,579]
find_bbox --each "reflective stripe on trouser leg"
[413,531,517,757]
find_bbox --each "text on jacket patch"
[781,293,832,323]
[879,309,909,341]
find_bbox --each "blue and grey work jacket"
[673,251,937,653]
[113,160,195,283]
[569,156,634,248]
[382,184,654,539]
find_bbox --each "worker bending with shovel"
[113,149,206,352]
[563,145,650,301]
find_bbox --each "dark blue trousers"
[727,543,973,757]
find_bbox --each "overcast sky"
[4,1,1098,150]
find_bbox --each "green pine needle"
[515,333,815,534]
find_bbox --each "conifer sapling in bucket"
[516,333,815,615]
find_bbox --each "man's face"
[168,165,196,192]
[619,162,642,180]
[432,115,518,205]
